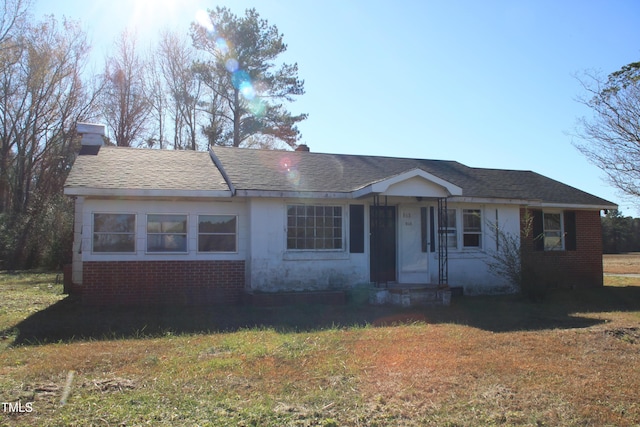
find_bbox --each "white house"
[63,124,617,305]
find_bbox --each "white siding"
[247,198,369,291]
[72,196,521,294]
[444,203,521,294]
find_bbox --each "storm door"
[370,204,397,284]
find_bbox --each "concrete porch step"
[370,284,452,307]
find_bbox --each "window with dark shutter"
[349,204,364,253]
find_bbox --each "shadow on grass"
[6,285,640,345]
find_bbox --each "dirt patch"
[605,327,640,344]
[89,377,137,392]
[371,313,429,327]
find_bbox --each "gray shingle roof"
[64,145,616,208]
[64,146,229,193]
[212,146,616,207]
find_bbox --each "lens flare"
[231,70,250,90]
[280,156,295,172]
[225,58,239,73]
[278,156,301,186]
[287,169,301,186]
[215,37,229,55]
[248,98,266,117]
[240,81,255,100]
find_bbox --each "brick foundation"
[521,209,603,289]
[81,260,245,305]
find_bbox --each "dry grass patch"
[1,271,639,426]
[604,253,640,274]
[351,322,639,426]
[0,272,64,335]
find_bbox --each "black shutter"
[349,204,365,253]
[429,206,436,252]
[421,207,427,252]
[564,211,577,251]
[531,209,544,251]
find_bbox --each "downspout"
[209,148,236,196]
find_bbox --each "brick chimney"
[295,143,310,152]
[77,123,105,155]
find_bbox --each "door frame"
[369,204,397,284]
[397,204,429,283]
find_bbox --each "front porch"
[368,194,453,307]
[370,283,452,307]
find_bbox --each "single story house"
[64,124,617,305]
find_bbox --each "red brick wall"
[521,208,603,289]
[82,260,245,305]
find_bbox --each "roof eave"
[63,187,233,198]
[527,201,618,211]
[234,189,352,199]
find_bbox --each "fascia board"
[534,202,618,211]
[64,187,232,198]
[448,197,617,211]
[234,189,352,199]
[448,196,532,205]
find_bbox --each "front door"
[398,205,429,283]
[370,205,396,283]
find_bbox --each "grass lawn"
[0,262,639,427]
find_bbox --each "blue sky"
[34,0,640,213]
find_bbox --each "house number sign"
[403,211,413,227]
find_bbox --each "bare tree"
[574,63,640,201]
[155,29,203,150]
[0,0,30,49]
[99,30,152,147]
[147,52,167,149]
[0,14,97,268]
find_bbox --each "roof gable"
[352,168,463,198]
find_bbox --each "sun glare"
[128,0,197,38]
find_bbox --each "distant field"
[603,253,640,274]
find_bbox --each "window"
[443,209,458,249]
[93,213,136,253]
[463,209,482,248]
[287,205,343,250]
[543,212,563,251]
[198,215,237,252]
[147,214,187,252]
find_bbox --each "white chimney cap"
[77,123,106,135]
[77,123,105,147]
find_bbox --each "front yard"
[0,258,639,426]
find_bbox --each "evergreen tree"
[191,7,307,148]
